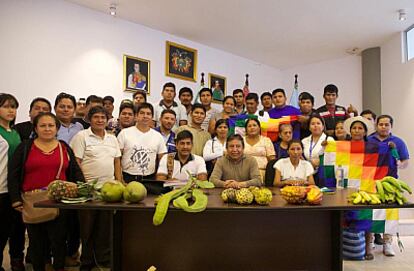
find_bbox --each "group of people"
[0,81,409,270]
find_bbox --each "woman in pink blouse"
[243,118,275,180]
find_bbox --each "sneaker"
[365,253,374,260]
[383,242,396,256]
[11,259,25,271]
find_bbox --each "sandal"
[365,253,374,260]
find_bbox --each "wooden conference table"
[36,188,414,271]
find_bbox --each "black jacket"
[14,121,33,141]
[7,139,85,204]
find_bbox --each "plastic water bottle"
[336,165,345,189]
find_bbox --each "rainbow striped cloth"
[321,141,391,192]
[228,114,298,141]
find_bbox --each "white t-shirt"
[201,107,220,132]
[117,126,167,176]
[70,128,121,185]
[254,109,270,123]
[274,158,314,181]
[157,154,207,181]
[203,137,226,162]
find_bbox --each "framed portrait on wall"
[123,54,150,94]
[209,73,226,103]
[165,41,197,82]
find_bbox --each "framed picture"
[166,41,197,82]
[209,73,226,103]
[123,55,150,94]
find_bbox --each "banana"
[376,181,385,202]
[369,194,381,204]
[395,190,403,199]
[359,191,372,202]
[382,181,396,194]
[396,197,403,205]
[402,196,408,204]
[397,179,412,194]
[348,192,359,200]
[382,176,403,192]
[353,193,362,204]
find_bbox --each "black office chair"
[264,159,278,187]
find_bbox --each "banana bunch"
[348,176,412,206]
[348,191,382,205]
[376,176,412,205]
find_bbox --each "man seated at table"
[156,130,207,181]
[210,134,262,188]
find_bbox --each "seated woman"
[243,118,275,179]
[273,123,293,160]
[8,112,84,271]
[203,119,228,175]
[273,140,315,187]
[210,134,262,188]
[208,96,236,134]
[302,115,334,186]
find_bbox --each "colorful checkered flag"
[289,74,299,108]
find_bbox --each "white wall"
[0,0,282,122]
[280,56,362,111]
[381,33,414,186]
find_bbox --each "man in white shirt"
[245,93,270,123]
[199,88,220,132]
[118,103,167,182]
[70,106,122,270]
[178,87,193,116]
[156,130,207,181]
[153,82,188,129]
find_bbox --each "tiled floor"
[343,236,414,271]
[3,236,414,270]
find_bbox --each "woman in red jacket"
[8,112,84,271]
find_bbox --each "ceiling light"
[346,47,360,56]
[109,4,116,16]
[399,9,407,21]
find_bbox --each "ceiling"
[67,0,414,69]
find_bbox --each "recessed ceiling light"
[109,4,116,16]
[399,9,407,21]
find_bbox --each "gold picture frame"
[209,73,226,103]
[123,54,150,95]
[165,41,197,82]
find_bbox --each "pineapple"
[235,188,254,205]
[47,180,67,200]
[64,182,79,198]
[221,188,237,203]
